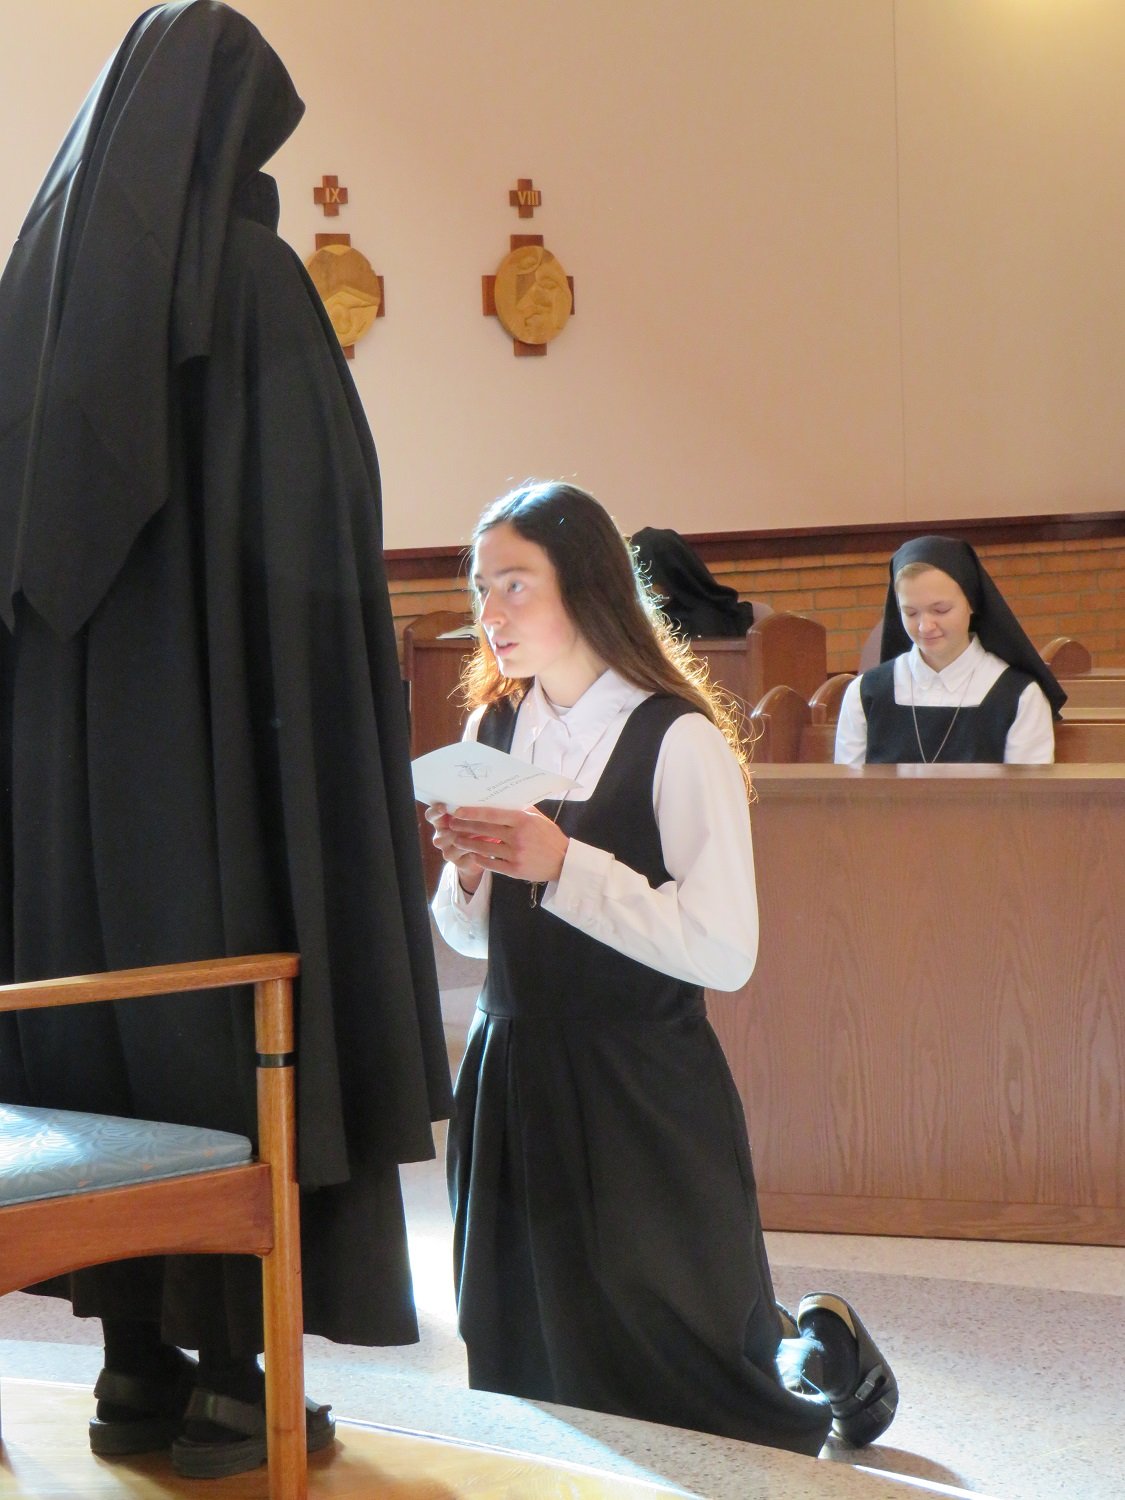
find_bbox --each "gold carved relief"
[492,244,572,346]
[305,243,382,349]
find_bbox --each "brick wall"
[389,534,1125,678]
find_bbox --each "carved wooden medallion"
[492,244,572,346]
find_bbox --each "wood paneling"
[707,765,1125,1243]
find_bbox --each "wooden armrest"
[0,954,300,1057]
[0,954,299,1012]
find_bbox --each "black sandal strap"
[183,1388,266,1438]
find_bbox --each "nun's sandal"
[796,1292,899,1447]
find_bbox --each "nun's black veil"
[631,526,755,638]
[879,536,1066,717]
[0,2,451,1352]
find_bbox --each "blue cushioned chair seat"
[0,1103,252,1207]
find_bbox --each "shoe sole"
[89,1413,184,1457]
[171,1415,336,1479]
[797,1291,899,1448]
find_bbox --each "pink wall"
[4,2,1125,548]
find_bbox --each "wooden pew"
[693,612,828,715]
[748,686,835,764]
[402,612,475,891]
[1054,719,1125,761]
[1041,636,1092,674]
[809,673,855,724]
[1038,637,1125,706]
[403,612,473,750]
[752,687,1125,765]
[1057,676,1125,709]
[707,763,1125,1245]
[857,634,1125,700]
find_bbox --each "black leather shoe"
[796,1292,898,1447]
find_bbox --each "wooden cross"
[313,174,349,216]
[508,177,542,219]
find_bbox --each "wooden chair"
[1041,636,1093,675]
[809,673,856,724]
[0,954,307,1500]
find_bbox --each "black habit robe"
[0,1,452,1352]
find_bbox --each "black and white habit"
[0,0,452,1354]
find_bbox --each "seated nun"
[835,536,1065,766]
[631,526,757,639]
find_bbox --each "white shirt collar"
[906,635,986,692]
[525,669,647,745]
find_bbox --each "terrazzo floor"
[2,944,1123,1499]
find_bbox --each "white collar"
[525,669,647,744]
[906,635,986,691]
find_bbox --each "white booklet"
[411,741,574,811]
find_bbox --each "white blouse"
[834,637,1055,766]
[431,669,758,992]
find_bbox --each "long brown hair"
[460,481,751,785]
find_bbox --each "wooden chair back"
[0,955,307,1500]
[809,673,856,724]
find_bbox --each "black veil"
[631,527,755,638]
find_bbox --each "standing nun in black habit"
[0,0,451,1478]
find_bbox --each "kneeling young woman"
[428,481,898,1455]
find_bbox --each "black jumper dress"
[447,693,831,1455]
[860,659,1033,763]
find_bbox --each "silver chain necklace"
[526,717,606,908]
[909,663,978,764]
